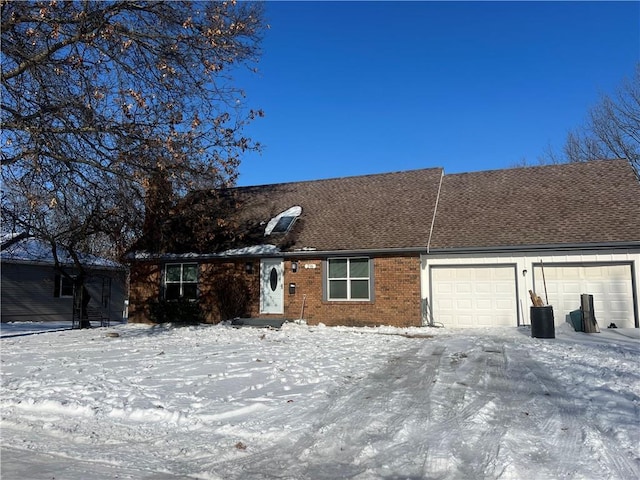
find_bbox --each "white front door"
[260,258,284,314]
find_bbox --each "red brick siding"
[128,260,260,324]
[128,262,161,324]
[198,261,260,323]
[129,255,422,327]
[283,256,422,327]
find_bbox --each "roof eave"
[126,245,429,262]
[425,241,640,256]
[0,257,127,270]
[126,240,640,263]
[284,246,426,258]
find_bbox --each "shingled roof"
[429,159,640,250]
[228,167,444,252]
[135,159,640,257]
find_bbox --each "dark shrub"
[148,298,203,325]
[208,269,252,321]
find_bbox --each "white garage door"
[431,266,518,328]
[533,264,635,329]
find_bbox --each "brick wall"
[128,260,261,324]
[129,255,422,327]
[199,261,261,323]
[127,261,161,324]
[283,255,422,327]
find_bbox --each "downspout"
[423,169,444,326]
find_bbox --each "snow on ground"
[1,321,639,480]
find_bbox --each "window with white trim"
[265,206,302,236]
[164,263,198,300]
[271,216,296,234]
[327,258,371,301]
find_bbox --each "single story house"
[1,234,128,325]
[127,159,640,329]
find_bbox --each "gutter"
[425,241,640,256]
[0,257,127,271]
[126,246,430,263]
[126,241,640,263]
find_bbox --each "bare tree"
[1,1,265,324]
[540,66,639,174]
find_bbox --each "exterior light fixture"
[291,261,298,273]
[245,262,253,274]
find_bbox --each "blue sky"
[236,1,639,186]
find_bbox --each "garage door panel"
[609,282,628,294]
[440,299,454,310]
[457,299,472,309]
[438,312,452,322]
[610,301,630,314]
[594,299,607,311]
[475,270,491,280]
[585,282,607,295]
[436,283,453,295]
[495,299,514,310]
[457,315,475,328]
[432,266,517,328]
[560,283,580,294]
[494,283,513,294]
[477,299,492,309]
[493,268,513,280]
[440,269,456,280]
[533,264,634,329]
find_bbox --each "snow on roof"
[264,206,302,236]
[1,237,123,269]
[129,244,280,261]
[222,244,281,256]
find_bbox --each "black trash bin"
[531,306,555,338]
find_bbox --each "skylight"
[271,216,295,234]
[265,206,302,236]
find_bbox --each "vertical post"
[540,259,549,305]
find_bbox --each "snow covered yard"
[1,321,638,480]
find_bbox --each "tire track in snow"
[448,343,511,479]
[206,342,445,479]
[417,338,511,479]
[0,445,189,480]
[211,338,515,480]
[502,346,640,480]
[519,352,588,479]
[287,337,511,480]
[301,343,446,478]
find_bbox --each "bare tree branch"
[1,1,266,266]
[539,66,639,175]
